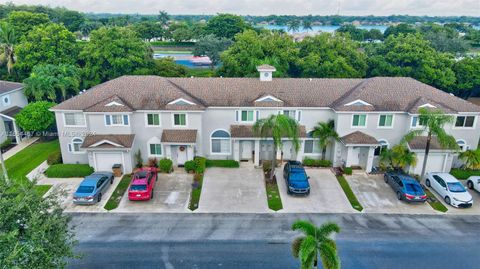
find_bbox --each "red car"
[128,167,157,201]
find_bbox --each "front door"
[260,141,274,161]
[176,145,188,166]
[240,141,253,160]
[350,147,360,166]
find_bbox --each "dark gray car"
[73,172,114,205]
[384,172,427,202]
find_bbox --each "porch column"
[12,120,21,143]
[254,140,260,167]
[233,140,240,161]
[345,146,354,167]
[365,146,375,173]
[165,145,172,160]
[296,140,304,162]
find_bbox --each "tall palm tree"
[0,23,17,75]
[302,20,313,32]
[253,114,300,180]
[158,10,170,27]
[287,20,301,33]
[311,120,340,160]
[402,108,458,179]
[291,220,341,269]
[379,144,417,171]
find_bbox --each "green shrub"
[262,160,272,173]
[206,159,239,168]
[147,157,158,168]
[302,158,332,167]
[45,164,94,178]
[343,167,353,175]
[0,138,12,149]
[134,149,143,169]
[194,157,206,174]
[47,150,62,165]
[184,160,196,172]
[159,158,173,173]
[450,168,480,180]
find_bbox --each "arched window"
[457,140,468,151]
[304,131,321,154]
[374,140,389,156]
[69,137,84,153]
[211,130,231,154]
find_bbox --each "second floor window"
[352,114,367,127]
[64,113,86,126]
[378,114,393,128]
[105,114,129,126]
[240,110,254,122]
[283,110,296,119]
[147,113,160,126]
[411,116,426,128]
[455,116,475,128]
[173,113,186,126]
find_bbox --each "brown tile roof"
[0,106,22,117]
[230,125,307,138]
[407,136,455,151]
[257,64,276,71]
[0,80,23,95]
[82,134,135,148]
[467,97,480,107]
[84,95,134,112]
[341,131,379,145]
[161,129,197,143]
[52,76,480,113]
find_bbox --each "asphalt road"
[67,213,480,269]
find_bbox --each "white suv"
[425,172,473,208]
[467,176,480,193]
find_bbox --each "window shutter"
[123,115,129,125]
[256,111,259,121]
[105,115,111,125]
[235,110,239,122]
[297,111,302,122]
[68,144,72,152]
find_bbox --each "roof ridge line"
[331,78,373,108]
[165,79,207,107]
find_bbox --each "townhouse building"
[51,66,480,175]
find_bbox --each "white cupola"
[257,65,276,82]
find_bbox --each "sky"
[1,0,479,16]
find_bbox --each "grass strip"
[188,174,203,211]
[266,181,283,211]
[104,174,131,211]
[206,159,240,168]
[424,188,448,213]
[336,175,363,212]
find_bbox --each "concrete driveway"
[346,173,436,214]
[197,163,269,213]
[276,167,355,213]
[115,171,191,213]
[425,180,480,215]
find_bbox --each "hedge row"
[302,158,332,167]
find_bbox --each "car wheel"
[110,178,114,184]
[396,192,402,200]
[384,175,388,183]
[444,196,451,205]
[467,181,474,189]
[98,193,102,202]
[150,190,154,199]
[425,179,431,187]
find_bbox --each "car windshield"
[404,183,423,193]
[130,184,147,191]
[447,182,466,193]
[76,186,94,193]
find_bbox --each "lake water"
[260,24,388,33]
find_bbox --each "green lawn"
[424,188,448,213]
[450,168,480,180]
[188,174,203,211]
[45,164,94,178]
[266,181,283,211]
[4,139,59,196]
[336,176,363,212]
[104,174,132,211]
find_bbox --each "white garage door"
[95,152,123,172]
[413,154,445,175]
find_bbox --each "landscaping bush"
[302,158,332,167]
[134,149,143,169]
[47,150,62,165]
[206,159,240,168]
[147,157,158,168]
[159,158,173,173]
[450,168,480,180]
[343,167,353,175]
[45,164,94,178]
[0,138,12,150]
[184,160,196,173]
[194,156,206,174]
[262,160,272,173]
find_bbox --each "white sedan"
[467,176,480,192]
[425,172,473,208]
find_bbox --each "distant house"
[0,81,28,144]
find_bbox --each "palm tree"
[458,149,480,170]
[158,11,170,27]
[379,144,417,171]
[302,20,313,32]
[287,20,301,33]
[311,120,340,160]
[291,220,341,269]
[402,108,458,179]
[253,114,300,180]
[0,23,17,75]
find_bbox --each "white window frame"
[145,113,161,127]
[172,113,188,127]
[456,139,469,152]
[283,110,297,120]
[68,137,85,154]
[374,139,389,156]
[377,114,394,129]
[210,129,231,155]
[303,139,321,155]
[351,114,367,128]
[453,115,476,129]
[411,115,426,129]
[105,114,129,126]
[63,112,86,127]
[238,110,255,123]
[2,94,10,106]
[148,143,163,157]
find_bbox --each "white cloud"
[1,0,478,16]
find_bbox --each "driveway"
[425,180,480,215]
[115,170,191,213]
[197,163,269,213]
[276,167,355,213]
[346,172,436,214]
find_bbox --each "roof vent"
[257,65,276,82]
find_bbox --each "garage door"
[95,152,123,172]
[414,154,445,174]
